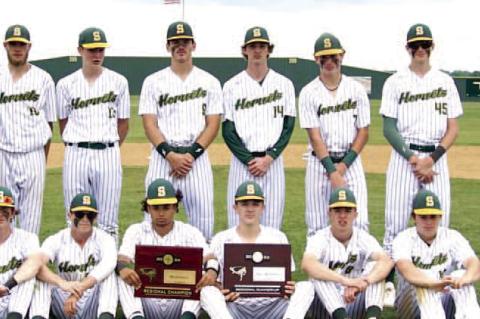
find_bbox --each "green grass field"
[41,166,480,318]
[51,98,480,146]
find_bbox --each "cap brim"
[81,42,110,48]
[407,37,433,43]
[167,35,194,41]
[5,37,30,44]
[147,198,178,205]
[71,206,98,213]
[413,208,443,215]
[329,202,357,208]
[243,38,271,47]
[0,203,14,208]
[235,195,264,201]
[314,48,345,57]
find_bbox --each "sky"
[0,0,478,72]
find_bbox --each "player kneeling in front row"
[0,186,39,319]
[7,193,118,318]
[116,178,217,319]
[200,181,314,319]
[302,188,393,319]
[392,189,480,319]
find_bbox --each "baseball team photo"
[0,0,479,318]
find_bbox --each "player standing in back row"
[380,23,462,305]
[57,27,130,240]
[139,21,222,241]
[223,26,296,229]
[299,33,370,236]
[0,24,56,234]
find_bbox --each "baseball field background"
[41,99,480,318]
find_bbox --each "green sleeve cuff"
[267,116,295,159]
[222,120,254,165]
[342,149,358,167]
[383,116,414,160]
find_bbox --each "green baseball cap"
[412,189,442,215]
[167,21,194,41]
[70,193,98,213]
[314,33,345,57]
[147,178,178,205]
[329,188,356,208]
[0,187,15,208]
[78,27,109,48]
[407,23,433,43]
[235,181,264,201]
[243,26,272,47]
[4,25,30,44]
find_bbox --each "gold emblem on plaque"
[139,268,157,282]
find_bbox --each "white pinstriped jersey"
[210,225,295,282]
[223,69,296,152]
[138,66,223,147]
[380,68,462,145]
[0,65,56,152]
[40,227,117,282]
[57,68,130,143]
[392,227,476,275]
[305,226,383,276]
[299,75,370,153]
[0,228,39,284]
[119,220,210,260]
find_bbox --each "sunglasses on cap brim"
[408,41,432,50]
[73,211,97,220]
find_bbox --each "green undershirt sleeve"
[383,116,414,160]
[222,120,254,165]
[266,116,295,159]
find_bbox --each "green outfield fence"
[31,56,479,101]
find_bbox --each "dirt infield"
[47,143,480,180]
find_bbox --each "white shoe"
[383,281,396,308]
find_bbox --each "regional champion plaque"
[223,244,291,297]
[134,245,203,300]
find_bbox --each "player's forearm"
[142,114,165,147]
[195,114,220,149]
[350,127,369,154]
[439,118,459,150]
[302,255,346,284]
[307,128,329,159]
[267,116,295,159]
[79,276,97,291]
[222,120,254,165]
[396,260,439,288]
[383,116,414,160]
[13,252,49,284]
[36,264,66,286]
[462,257,480,284]
[365,254,394,284]
[117,119,129,145]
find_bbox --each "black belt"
[409,144,435,153]
[252,151,267,157]
[311,151,344,163]
[65,142,115,150]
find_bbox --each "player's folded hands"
[120,268,142,289]
[0,285,9,297]
[342,277,368,291]
[343,286,359,304]
[59,280,83,298]
[64,294,79,317]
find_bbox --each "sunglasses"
[73,211,97,221]
[408,41,432,50]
